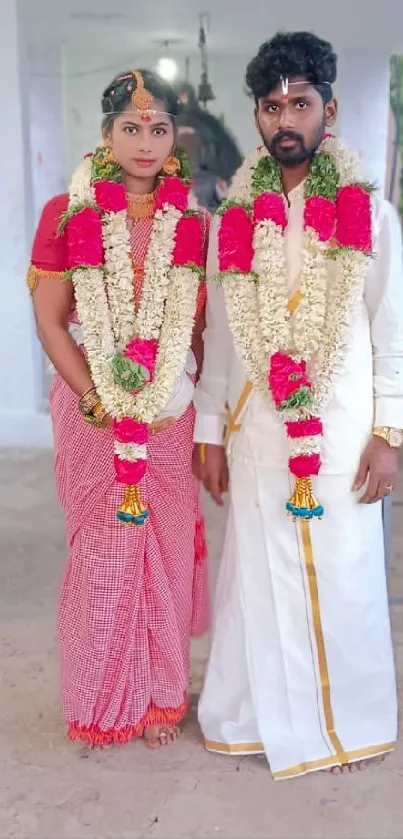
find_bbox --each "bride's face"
[106,100,175,182]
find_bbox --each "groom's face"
[255,77,337,167]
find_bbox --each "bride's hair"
[101,69,182,131]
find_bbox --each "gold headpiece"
[132,71,154,115]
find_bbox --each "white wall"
[29,43,67,224]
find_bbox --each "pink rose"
[289,453,321,478]
[155,177,189,212]
[304,196,336,242]
[67,207,103,268]
[124,338,158,377]
[94,180,126,213]
[253,192,287,228]
[114,456,147,485]
[286,418,323,439]
[218,206,254,273]
[268,352,311,406]
[336,186,372,253]
[113,418,149,444]
[173,215,204,267]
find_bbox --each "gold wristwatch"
[373,426,403,449]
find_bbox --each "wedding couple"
[29,30,403,778]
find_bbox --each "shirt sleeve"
[27,194,69,292]
[365,198,403,428]
[193,215,233,444]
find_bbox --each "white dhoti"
[195,197,403,780]
[198,395,397,779]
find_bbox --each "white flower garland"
[253,220,290,355]
[68,160,200,423]
[222,138,370,414]
[221,272,268,394]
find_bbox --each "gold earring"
[162,155,180,176]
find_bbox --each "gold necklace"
[126,191,156,221]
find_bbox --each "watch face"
[390,429,403,447]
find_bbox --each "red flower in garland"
[253,192,287,229]
[155,177,189,212]
[94,180,126,213]
[124,338,158,379]
[304,196,336,242]
[268,352,312,406]
[335,185,372,252]
[67,207,103,268]
[173,215,204,267]
[114,456,147,485]
[286,418,323,438]
[289,453,321,478]
[218,206,254,273]
[113,418,149,445]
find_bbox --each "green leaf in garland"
[57,200,100,234]
[175,146,192,182]
[216,199,252,216]
[356,180,377,194]
[213,269,258,284]
[305,152,339,201]
[184,262,205,277]
[111,355,150,393]
[279,386,313,411]
[91,146,123,184]
[251,155,282,197]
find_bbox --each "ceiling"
[21,0,403,55]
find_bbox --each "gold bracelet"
[91,401,108,427]
[199,443,206,465]
[79,387,99,417]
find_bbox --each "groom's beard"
[262,120,326,168]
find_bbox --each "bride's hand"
[149,417,175,435]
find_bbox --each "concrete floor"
[0,448,403,839]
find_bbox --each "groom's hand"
[194,443,229,506]
[352,436,398,504]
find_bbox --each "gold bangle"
[92,401,105,417]
[79,387,99,417]
[81,385,97,398]
[199,443,206,465]
[91,401,108,427]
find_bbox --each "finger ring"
[385,484,394,494]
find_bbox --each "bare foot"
[326,756,385,775]
[143,725,180,749]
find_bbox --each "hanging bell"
[286,477,324,521]
[117,484,149,526]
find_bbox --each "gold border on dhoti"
[300,520,349,765]
[205,740,264,754]
[204,739,396,778]
[273,741,396,779]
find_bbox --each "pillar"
[29,42,67,407]
[0,2,65,446]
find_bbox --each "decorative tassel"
[117,484,149,526]
[286,477,324,521]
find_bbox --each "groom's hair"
[246,32,337,104]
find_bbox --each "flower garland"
[217,136,374,520]
[64,147,204,525]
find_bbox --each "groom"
[194,31,403,779]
